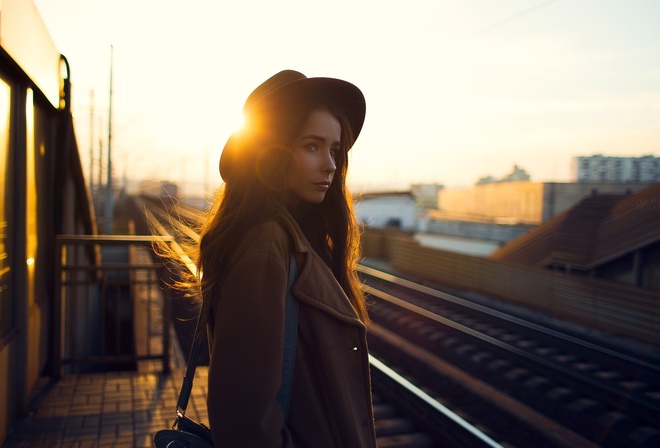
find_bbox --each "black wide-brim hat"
[219,70,366,181]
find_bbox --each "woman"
[198,70,377,447]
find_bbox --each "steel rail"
[360,269,660,428]
[370,355,503,448]
[358,264,660,373]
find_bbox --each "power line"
[472,0,559,36]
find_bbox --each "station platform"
[3,364,206,448]
[3,241,205,448]
[2,344,205,448]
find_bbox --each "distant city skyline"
[34,0,660,197]
[125,153,659,200]
[574,154,660,184]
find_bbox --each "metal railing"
[52,235,175,377]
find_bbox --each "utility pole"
[103,45,114,234]
[89,90,94,196]
[204,146,209,194]
[98,137,103,204]
[97,108,104,207]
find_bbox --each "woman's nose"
[323,151,337,173]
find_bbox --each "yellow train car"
[0,0,95,442]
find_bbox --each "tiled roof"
[592,182,660,265]
[489,182,660,269]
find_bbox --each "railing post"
[52,238,63,379]
[161,265,171,374]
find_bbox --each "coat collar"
[276,210,365,329]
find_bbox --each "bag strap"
[176,291,207,418]
[176,255,299,421]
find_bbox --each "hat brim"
[220,74,366,182]
[248,76,366,139]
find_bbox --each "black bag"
[153,415,213,448]
[153,257,299,447]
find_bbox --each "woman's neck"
[286,202,328,261]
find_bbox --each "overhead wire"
[471,0,560,36]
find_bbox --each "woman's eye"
[305,143,317,151]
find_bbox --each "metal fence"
[53,235,175,376]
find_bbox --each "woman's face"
[286,108,341,204]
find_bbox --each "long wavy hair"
[197,100,367,323]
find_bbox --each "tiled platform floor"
[3,243,209,448]
[3,368,209,448]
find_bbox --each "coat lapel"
[277,211,365,329]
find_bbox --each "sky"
[33,0,660,197]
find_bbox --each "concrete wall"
[355,195,416,230]
[437,181,652,225]
[438,181,545,224]
[541,182,649,221]
[425,219,533,244]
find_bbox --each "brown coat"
[207,209,377,447]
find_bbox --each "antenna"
[103,45,114,234]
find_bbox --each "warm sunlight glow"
[33,0,660,197]
[230,111,246,136]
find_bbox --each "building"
[411,183,443,210]
[573,154,660,183]
[477,164,531,185]
[354,191,416,230]
[433,181,652,225]
[490,182,660,289]
[138,179,179,199]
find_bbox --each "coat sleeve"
[207,249,295,448]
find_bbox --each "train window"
[0,79,12,339]
[26,89,37,308]
[32,93,50,306]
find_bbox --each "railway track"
[138,195,660,446]
[359,263,660,447]
[135,196,500,447]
